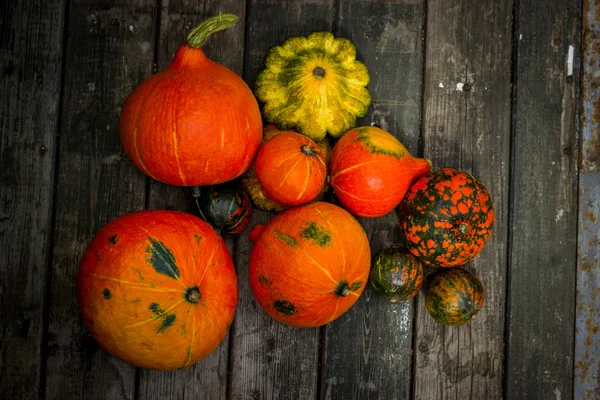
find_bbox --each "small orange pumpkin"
[255,131,327,206]
[77,210,238,370]
[330,126,431,217]
[249,202,370,328]
[119,15,262,186]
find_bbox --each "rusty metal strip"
[576,1,600,398]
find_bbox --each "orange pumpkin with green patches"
[77,210,238,370]
[255,131,327,206]
[399,168,495,267]
[330,126,431,218]
[249,202,370,327]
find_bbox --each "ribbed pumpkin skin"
[77,210,238,370]
[119,45,262,186]
[249,202,370,327]
[399,168,495,267]
[425,268,485,326]
[243,125,331,212]
[369,246,424,302]
[255,132,327,206]
[189,182,252,235]
[330,126,431,217]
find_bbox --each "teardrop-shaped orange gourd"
[119,14,262,186]
[330,126,431,218]
[255,132,327,207]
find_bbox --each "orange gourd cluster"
[77,15,495,371]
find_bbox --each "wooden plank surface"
[321,1,425,398]
[228,1,335,398]
[44,1,156,399]
[0,1,591,399]
[506,0,581,398]
[575,0,600,398]
[0,1,66,398]
[139,1,246,398]
[413,0,512,399]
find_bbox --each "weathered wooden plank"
[575,0,600,398]
[229,1,335,398]
[413,1,512,399]
[0,1,66,398]
[44,1,156,399]
[322,1,425,398]
[506,0,581,398]
[139,1,246,398]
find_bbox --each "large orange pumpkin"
[119,14,262,186]
[249,202,370,327]
[77,210,238,370]
[330,126,431,217]
[255,131,327,206]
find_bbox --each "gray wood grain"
[229,2,335,398]
[321,1,425,399]
[413,1,513,399]
[506,0,581,398]
[0,1,66,398]
[44,2,156,399]
[139,1,246,398]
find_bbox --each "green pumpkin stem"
[186,14,239,48]
[300,145,316,156]
[191,186,201,198]
[333,280,351,297]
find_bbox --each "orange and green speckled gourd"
[399,168,495,267]
[248,202,370,328]
[330,126,431,218]
[77,210,238,370]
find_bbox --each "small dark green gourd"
[189,181,253,235]
[369,246,425,302]
[425,268,485,326]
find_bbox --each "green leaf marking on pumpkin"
[273,231,298,248]
[300,221,331,246]
[157,314,176,333]
[258,275,273,287]
[146,237,180,280]
[148,302,177,333]
[350,281,363,291]
[274,300,297,316]
[108,234,118,245]
[355,128,405,159]
[149,302,162,314]
[102,288,111,299]
[134,269,144,281]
